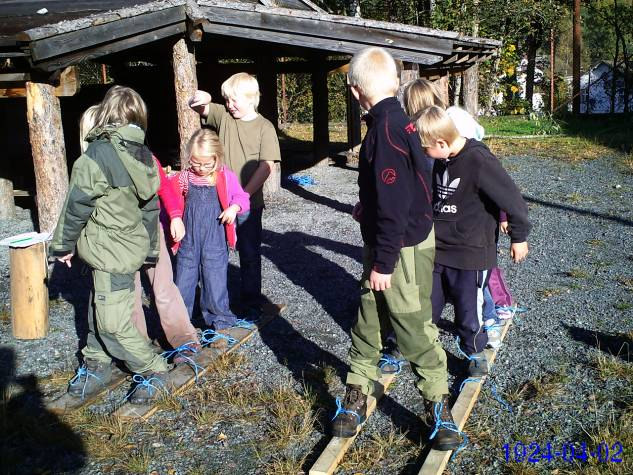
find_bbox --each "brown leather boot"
[424,394,462,451]
[331,384,368,438]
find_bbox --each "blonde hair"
[412,106,460,147]
[221,72,260,109]
[186,128,225,172]
[79,104,100,153]
[403,78,445,117]
[348,47,399,100]
[94,85,148,130]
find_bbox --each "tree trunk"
[256,56,279,130]
[0,178,15,219]
[172,38,200,169]
[572,0,582,114]
[525,34,538,110]
[25,81,69,234]
[462,65,479,116]
[550,28,555,114]
[346,86,362,154]
[611,37,619,113]
[436,73,450,107]
[312,67,329,165]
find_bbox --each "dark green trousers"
[83,269,169,374]
[346,227,449,402]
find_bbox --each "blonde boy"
[189,73,281,315]
[331,47,460,451]
[414,106,530,376]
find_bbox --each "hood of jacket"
[88,124,159,200]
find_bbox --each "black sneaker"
[331,384,368,438]
[424,394,462,451]
[67,359,112,399]
[468,352,489,377]
[128,372,169,405]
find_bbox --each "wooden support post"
[550,28,555,114]
[462,64,479,116]
[346,86,361,155]
[10,242,49,339]
[172,38,200,169]
[25,81,69,234]
[572,0,581,115]
[312,66,329,165]
[436,72,450,108]
[257,56,281,196]
[0,178,16,219]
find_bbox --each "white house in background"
[576,61,633,113]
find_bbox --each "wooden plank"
[47,367,129,415]
[200,7,453,57]
[30,7,186,62]
[34,22,186,72]
[309,372,397,475]
[418,318,514,475]
[202,23,443,66]
[114,305,286,421]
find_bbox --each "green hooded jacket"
[50,124,161,274]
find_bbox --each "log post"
[436,72,450,107]
[0,178,15,219]
[10,242,49,339]
[25,81,69,234]
[346,86,362,155]
[172,38,200,169]
[312,65,329,165]
[257,56,281,196]
[462,64,479,116]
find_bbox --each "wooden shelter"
[0,0,499,231]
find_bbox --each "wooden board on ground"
[114,304,286,421]
[48,367,129,415]
[309,371,397,475]
[418,317,514,475]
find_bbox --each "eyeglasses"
[189,161,216,171]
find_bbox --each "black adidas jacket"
[432,138,531,270]
[358,97,434,274]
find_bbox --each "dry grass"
[586,238,604,247]
[63,411,135,461]
[537,287,565,298]
[120,444,152,474]
[617,277,633,292]
[155,391,184,412]
[592,353,633,383]
[501,464,541,475]
[486,136,616,162]
[566,268,589,279]
[0,304,10,324]
[260,452,308,475]
[505,369,569,403]
[339,423,419,472]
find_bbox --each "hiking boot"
[172,342,202,365]
[128,372,169,405]
[68,359,112,399]
[424,395,461,451]
[331,384,368,438]
[468,352,489,377]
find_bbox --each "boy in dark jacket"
[331,47,460,451]
[413,106,531,377]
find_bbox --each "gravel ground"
[1,151,632,474]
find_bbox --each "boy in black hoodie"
[331,47,460,451]
[414,106,531,377]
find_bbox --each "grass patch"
[566,268,589,279]
[0,305,10,324]
[586,239,604,247]
[537,287,565,298]
[259,452,308,475]
[617,277,633,291]
[63,411,135,461]
[614,301,632,311]
[120,445,152,474]
[506,369,569,403]
[486,136,617,161]
[339,423,419,472]
[592,353,632,382]
[479,115,557,136]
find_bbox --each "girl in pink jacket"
[172,129,250,331]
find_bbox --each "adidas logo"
[436,169,460,200]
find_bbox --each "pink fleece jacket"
[169,166,250,251]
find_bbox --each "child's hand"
[188,90,211,117]
[369,270,392,291]
[352,201,363,222]
[170,217,185,242]
[500,221,509,234]
[510,242,528,263]
[219,204,240,225]
[57,253,74,268]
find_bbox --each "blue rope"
[285,174,316,186]
[378,354,405,374]
[161,341,203,382]
[454,337,475,361]
[331,397,362,424]
[234,318,255,329]
[126,374,167,401]
[200,329,237,348]
[69,365,102,400]
[459,377,482,392]
[429,400,468,462]
[489,381,514,413]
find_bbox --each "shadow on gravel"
[0,347,86,473]
[564,324,632,361]
[282,181,355,215]
[48,260,91,360]
[523,194,633,227]
[262,229,361,332]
